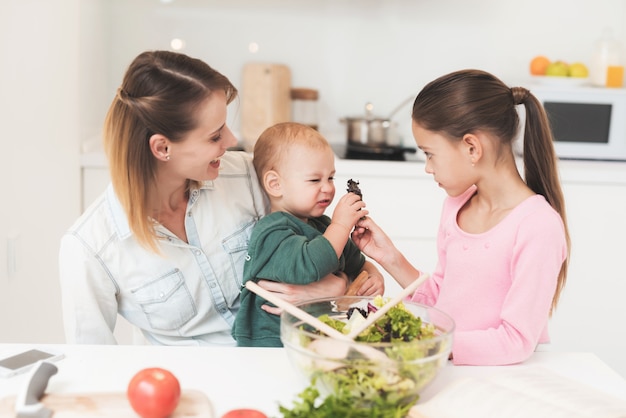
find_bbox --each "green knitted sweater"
[232,211,365,347]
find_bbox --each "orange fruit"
[530,55,551,76]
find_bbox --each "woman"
[59,51,354,345]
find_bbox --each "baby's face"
[274,144,337,221]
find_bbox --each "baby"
[232,122,384,347]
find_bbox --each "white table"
[1,344,625,417]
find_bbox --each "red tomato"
[127,367,181,418]
[221,409,268,418]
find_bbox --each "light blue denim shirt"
[59,151,268,345]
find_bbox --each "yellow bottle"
[606,66,624,88]
[590,28,624,88]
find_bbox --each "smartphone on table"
[0,348,65,378]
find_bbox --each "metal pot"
[340,96,415,148]
[340,102,398,147]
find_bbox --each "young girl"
[233,122,384,347]
[351,69,570,366]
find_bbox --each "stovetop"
[331,143,420,162]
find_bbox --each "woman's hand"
[257,274,348,315]
[353,262,385,297]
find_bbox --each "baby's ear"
[263,170,282,197]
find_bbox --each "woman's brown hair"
[103,50,237,252]
[412,69,570,314]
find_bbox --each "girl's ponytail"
[520,91,570,313]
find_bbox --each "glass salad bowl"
[280,295,455,410]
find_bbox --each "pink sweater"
[411,186,567,366]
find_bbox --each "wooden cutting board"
[240,62,291,151]
[0,389,213,417]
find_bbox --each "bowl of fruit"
[529,55,590,86]
[279,295,455,416]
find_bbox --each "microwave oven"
[529,84,626,161]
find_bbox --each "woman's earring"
[165,154,170,161]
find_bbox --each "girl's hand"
[352,217,421,289]
[351,216,396,265]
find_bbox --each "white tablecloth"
[1,344,625,417]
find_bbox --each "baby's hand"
[331,192,368,230]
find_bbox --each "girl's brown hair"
[103,50,237,252]
[412,69,570,314]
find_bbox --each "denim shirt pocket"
[222,220,256,288]
[131,269,197,331]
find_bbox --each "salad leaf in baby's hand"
[346,179,362,199]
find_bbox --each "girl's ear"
[263,170,282,197]
[462,133,483,165]
[149,134,171,162]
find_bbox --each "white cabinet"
[80,152,110,210]
[334,157,626,377]
[549,181,626,377]
[82,167,109,210]
[332,160,446,296]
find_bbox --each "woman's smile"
[209,158,221,169]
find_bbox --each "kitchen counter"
[1,344,625,417]
[333,155,626,185]
[81,150,626,186]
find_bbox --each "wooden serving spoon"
[245,273,429,367]
[245,281,388,366]
[244,281,348,341]
[344,270,370,296]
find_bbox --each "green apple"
[569,62,589,78]
[545,61,569,77]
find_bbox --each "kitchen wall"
[1,0,626,371]
[104,0,626,145]
[0,0,82,343]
